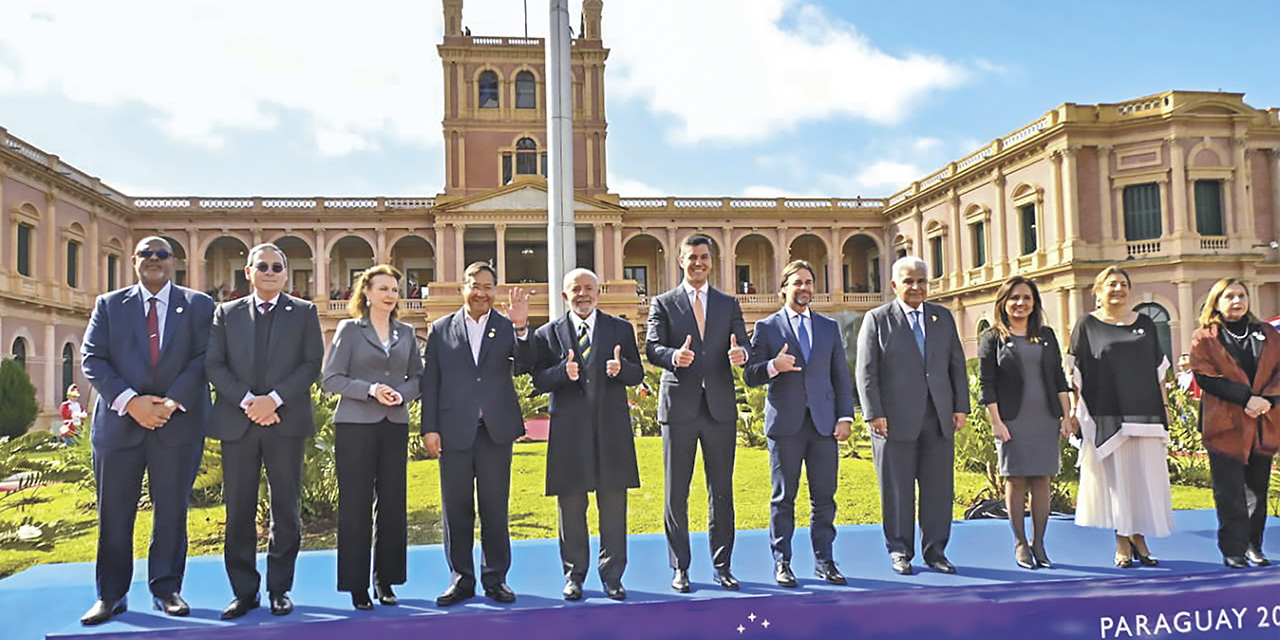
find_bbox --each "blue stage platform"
[4,509,1278,640]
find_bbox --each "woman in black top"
[978,277,1072,569]
[1189,278,1280,568]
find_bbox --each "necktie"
[910,310,926,358]
[796,314,811,363]
[692,289,706,338]
[259,301,273,315]
[254,301,274,392]
[577,322,592,363]
[147,297,160,368]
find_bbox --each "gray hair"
[562,267,599,291]
[246,243,288,271]
[890,255,927,281]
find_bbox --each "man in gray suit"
[206,243,324,618]
[421,262,533,606]
[645,235,750,592]
[856,256,969,575]
[530,268,644,601]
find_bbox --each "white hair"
[890,256,927,281]
[562,267,599,291]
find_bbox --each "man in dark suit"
[205,243,324,619]
[79,236,214,625]
[744,260,855,587]
[531,268,644,601]
[421,262,533,606]
[645,234,750,592]
[856,256,969,576]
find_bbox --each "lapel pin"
[931,314,937,322]
[176,307,184,314]
[1254,332,1265,341]
[1134,327,1145,335]
[285,305,293,312]
[488,329,496,339]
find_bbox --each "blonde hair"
[1091,265,1131,306]
[1198,278,1258,328]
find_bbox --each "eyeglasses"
[254,262,285,273]
[135,249,172,260]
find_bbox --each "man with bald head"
[531,268,644,601]
[80,236,215,625]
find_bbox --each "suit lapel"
[476,314,498,366]
[922,302,940,364]
[557,314,578,364]
[266,294,295,355]
[449,310,474,368]
[158,286,188,364]
[777,310,804,362]
[671,287,699,345]
[122,286,150,359]
[807,311,827,363]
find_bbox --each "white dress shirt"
[111,282,173,415]
[896,297,927,340]
[241,292,285,409]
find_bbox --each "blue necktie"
[796,314,811,363]
[910,310,925,358]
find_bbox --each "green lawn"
[0,437,1215,579]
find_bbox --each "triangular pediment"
[437,182,621,213]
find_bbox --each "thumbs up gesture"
[728,334,747,366]
[565,349,580,381]
[773,343,801,372]
[606,345,622,377]
[674,335,696,368]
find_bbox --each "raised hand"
[728,334,747,367]
[565,349,580,381]
[772,343,801,372]
[507,286,530,328]
[606,345,622,377]
[674,335,696,368]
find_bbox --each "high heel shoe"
[1030,543,1053,569]
[1114,554,1135,568]
[374,583,397,606]
[1129,541,1158,567]
[351,590,374,610]
[1014,541,1036,570]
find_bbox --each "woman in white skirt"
[1067,266,1174,567]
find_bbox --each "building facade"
[3,0,1279,424]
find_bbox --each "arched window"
[1134,302,1172,363]
[478,70,499,109]
[515,71,536,109]
[11,337,27,370]
[62,343,75,395]
[515,137,538,175]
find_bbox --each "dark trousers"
[558,489,628,585]
[870,402,953,562]
[1208,450,1272,557]
[220,426,305,598]
[335,420,408,592]
[439,421,513,590]
[768,412,839,564]
[662,392,736,570]
[92,431,202,601]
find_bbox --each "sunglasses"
[135,249,172,260]
[254,262,285,273]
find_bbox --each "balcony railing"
[1199,236,1228,251]
[1126,240,1162,257]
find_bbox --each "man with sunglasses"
[80,236,215,625]
[206,243,324,619]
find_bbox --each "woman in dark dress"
[979,277,1072,569]
[1189,278,1280,568]
[1068,266,1173,567]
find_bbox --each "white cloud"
[846,160,921,192]
[607,172,666,197]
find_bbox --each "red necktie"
[147,297,160,368]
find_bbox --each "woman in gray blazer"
[321,265,423,610]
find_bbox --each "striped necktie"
[577,322,591,363]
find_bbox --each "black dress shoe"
[374,584,397,606]
[1245,547,1271,567]
[435,584,474,607]
[269,592,293,615]
[814,560,847,585]
[1129,541,1158,566]
[562,580,583,601]
[671,569,691,593]
[774,561,798,588]
[604,582,627,601]
[153,592,190,617]
[220,596,260,620]
[351,591,374,610]
[925,556,957,574]
[81,598,127,626]
[714,568,740,591]
[485,582,516,603]
[1224,555,1250,569]
[891,556,913,575]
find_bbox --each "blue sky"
[0,0,1276,199]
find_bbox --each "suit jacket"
[531,311,644,495]
[322,317,424,424]
[855,299,968,441]
[744,309,855,437]
[421,309,534,450]
[645,285,749,423]
[206,294,325,440]
[81,283,214,450]
[976,326,1070,421]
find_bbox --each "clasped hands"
[1245,395,1272,419]
[672,334,747,368]
[371,383,403,407]
[125,395,178,429]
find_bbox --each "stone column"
[611,223,623,281]
[44,322,56,408]
[1235,139,1256,240]
[454,223,466,283]
[87,211,99,291]
[376,227,387,264]
[1057,288,1070,349]
[494,224,507,281]
[1176,280,1194,357]
[252,228,263,247]
[1096,145,1114,251]
[994,171,1009,278]
[719,226,733,293]
[949,190,962,287]
[828,228,844,296]
[1061,147,1079,260]
[1272,148,1280,245]
[593,223,605,276]
[44,189,57,288]
[314,228,328,300]
[1169,136,1187,238]
[665,226,679,289]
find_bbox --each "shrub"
[734,367,767,448]
[628,364,662,437]
[0,430,93,550]
[0,359,38,439]
[1165,385,1211,488]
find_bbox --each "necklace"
[1222,323,1250,340]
